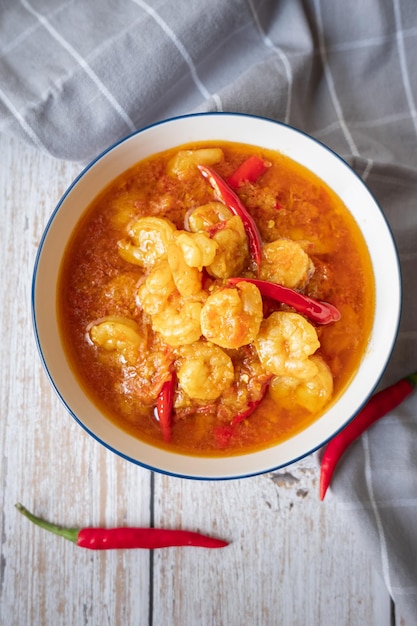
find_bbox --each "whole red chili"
[15,503,229,549]
[154,371,177,442]
[320,370,417,500]
[227,155,270,189]
[228,277,341,325]
[197,164,262,274]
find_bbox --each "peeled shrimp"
[201,282,263,349]
[89,316,142,364]
[167,148,224,179]
[260,239,314,289]
[174,230,218,270]
[151,294,202,346]
[137,260,176,316]
[254,311,320,379]
[117,217,176,267]
[207,215,249,278]
[269,355,334,413]
[187,202,234,232]
[176,341,234,401]
[166,242,202,297]
[187,203,248,277]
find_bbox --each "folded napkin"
[1,0,416,622]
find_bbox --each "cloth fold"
[1,1,416,622]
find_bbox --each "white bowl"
[32,113,401,479]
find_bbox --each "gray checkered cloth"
[1,1,416,622]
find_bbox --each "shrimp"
[174,230,218,270]
[167,148,224,179]
[201,282,263,349]
[269,355,334,413]
[260,239,314,289]
[151,294,202,346]
[176,341,234,401]
[254,311,320,379]
[117,217,176,267]
[187,202,233,232]
[88,316,142,365]
[207,215,249,278]
[187,203,248,277]
[137,260,176,316]
[167,242,202,297]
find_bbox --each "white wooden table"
[0,132,392,626]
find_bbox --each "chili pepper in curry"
[227,155,270,189]
[197,164,262,274]
[228,277,341,325]
[213,380,271,448]
[231,378,271,427]
[320,370,417,500]
[154,371,177,442]
[15,503,229,549]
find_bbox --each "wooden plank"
[152,457,392,626]
[0,135,152,626]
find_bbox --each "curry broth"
[58,141,375,456]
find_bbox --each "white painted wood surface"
[0,132,392,626]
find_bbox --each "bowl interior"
[32,113,401,479]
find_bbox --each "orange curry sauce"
[58,141,375,456]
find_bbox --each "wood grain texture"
[0,133,391,626]
[153,460,391,626]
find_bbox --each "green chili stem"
[15,503,79,543]
[407,371,417,387]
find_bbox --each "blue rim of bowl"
[31,111,402,480]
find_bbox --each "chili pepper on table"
[197,164,262,274]
[228,277,341,325]
[15,503,229,549]
[319,370,417,500]
[227,155,270,189]
[154,371,177,442]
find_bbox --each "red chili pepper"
[213,380,271,448]
[15,503,229,549]
[155,371,176,442]
[231,379,271,426]
[227,155,270,189]
[319,371,417,500]
[197,164,262,274]
[228,277,341,325]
